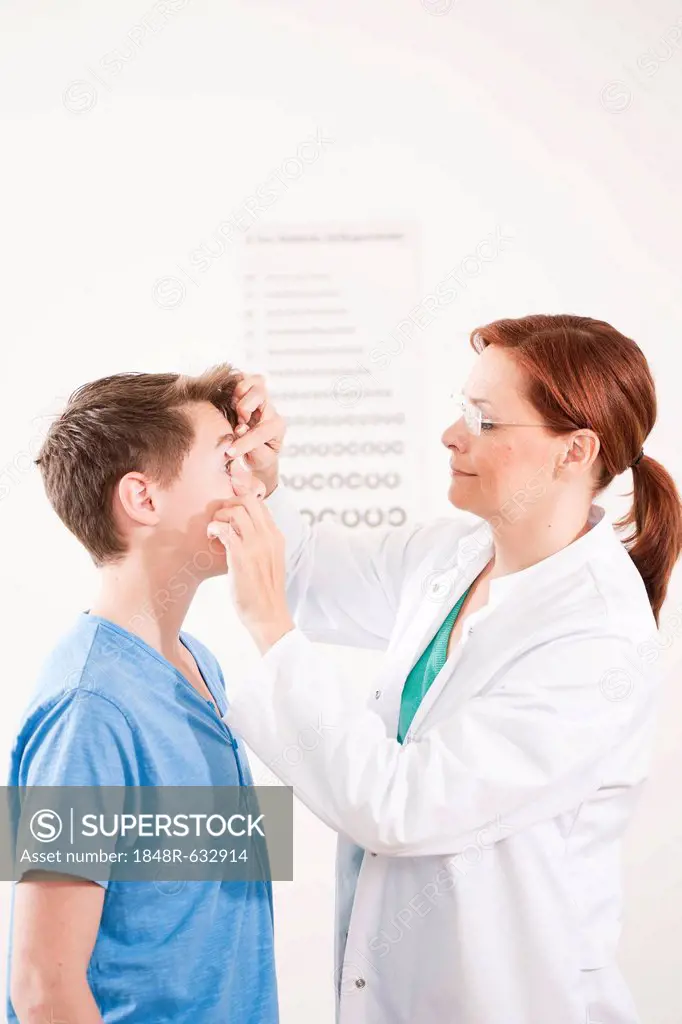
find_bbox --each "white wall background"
[2,0,682,1020]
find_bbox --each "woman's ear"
[561,430,601,474]
[116,472,160,526]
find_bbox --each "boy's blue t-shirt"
[6,612,279,1024]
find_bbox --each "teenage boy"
[7,366,278,1024]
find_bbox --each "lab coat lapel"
[400,563,466,675]
[371,518,493,739]
[401,519,492,672]
[398,527,495,741]
[403,609,495,741]
[370,561,466,736]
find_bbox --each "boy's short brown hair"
[35,364,242,566]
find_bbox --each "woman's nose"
[441,417,470,450]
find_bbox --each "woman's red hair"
[470,313,682,623]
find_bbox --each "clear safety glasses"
[450,392,548,437]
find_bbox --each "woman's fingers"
[209,499,244,523]
[208,496,274,539]
[226,412,286,459]
[227,374,285,496]
[232,373,264,402]
[206,522,237,559]
[233,375,267,425]
[207,504,255,543]
[208,492,291,651]
[234,492,274,534]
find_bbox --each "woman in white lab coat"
[208,313,682,1024]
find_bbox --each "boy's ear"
[116,472,160,526]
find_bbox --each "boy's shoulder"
[23,614,133,720]
[25,616,227,718]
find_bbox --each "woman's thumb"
[207,521,232,547]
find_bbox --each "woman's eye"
[224,458,234,475]
[480,420,495,432]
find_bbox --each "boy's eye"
[480,420,496,432]
[224,458,235,475]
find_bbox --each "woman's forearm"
[262,484,433,650]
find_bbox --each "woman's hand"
[207,494,295,655]
[229,374,285,497]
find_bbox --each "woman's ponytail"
[617,454,682,625]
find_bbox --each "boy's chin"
[191,538,228,579]
[203,563,229,580]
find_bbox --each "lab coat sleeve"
[225,627,657,856]
[264,484,472,650]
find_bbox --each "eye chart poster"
[241,224,424,532]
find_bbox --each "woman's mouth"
[450,464,475,477]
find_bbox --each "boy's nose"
[250,475,266,500]
[231,457,266,500]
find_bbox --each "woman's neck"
[489,497,594,579]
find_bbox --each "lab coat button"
[374,689,381,699]
[355,978,366,989]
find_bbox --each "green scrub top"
[397,588,471,744]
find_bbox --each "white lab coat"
[225,485,661,1024]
